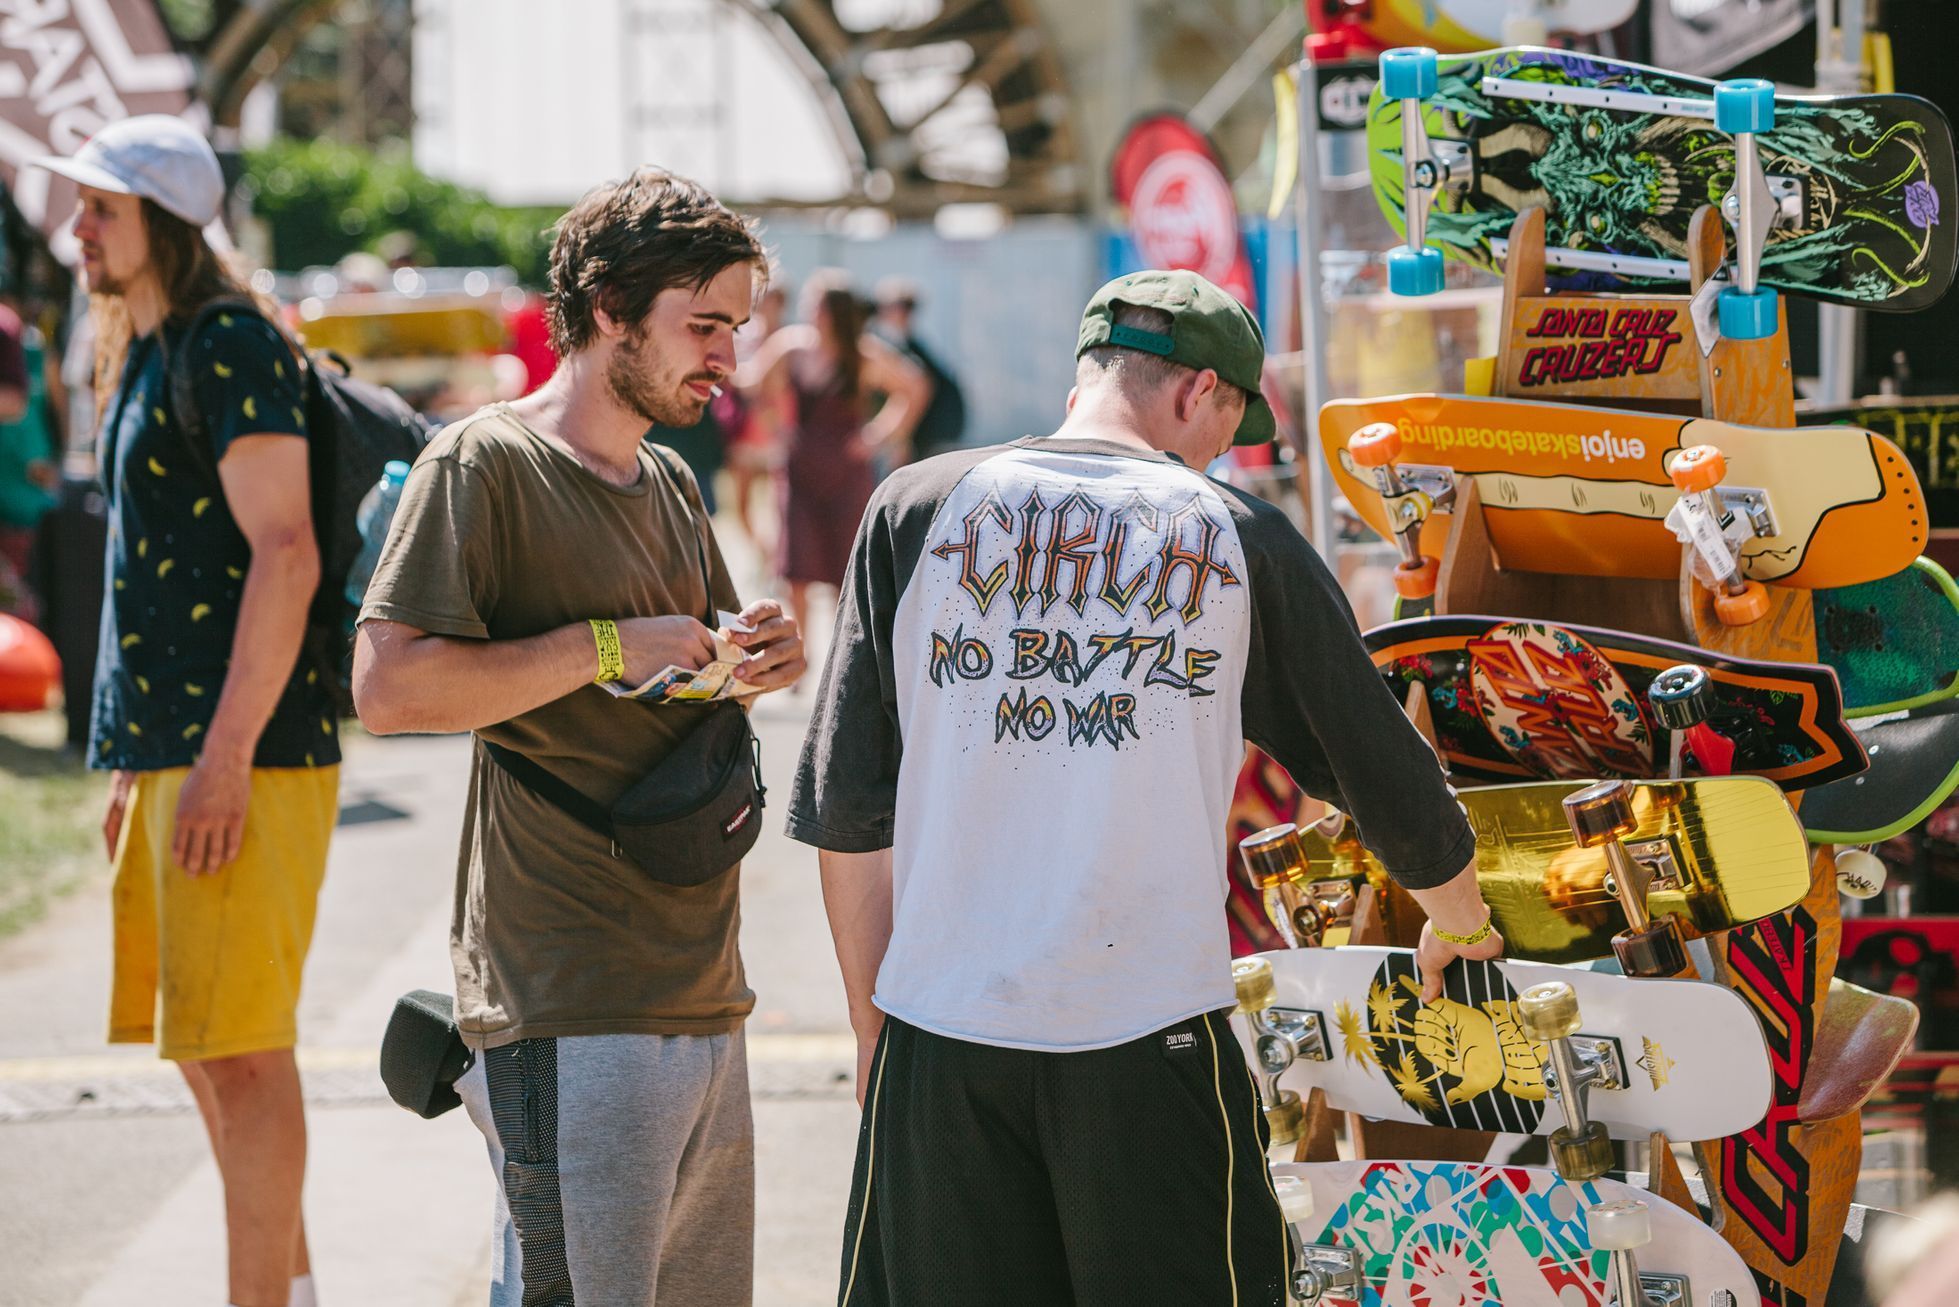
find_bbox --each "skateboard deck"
[1815,557,1959,718]
[1365,615,1866,789]
[1322,393,1928,588]
[1803,698,1959,843]
[1274,1159,1762,1307]
[1800,978,1919,1124]
[1368,47,1959,311]
[1302,777,1812,965]
[1808,397,1959,530]
[1245,946,1772,1138]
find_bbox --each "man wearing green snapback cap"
[791,269,1496,1304]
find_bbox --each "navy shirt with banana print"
[90,309,340,772]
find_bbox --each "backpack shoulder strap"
[165,296,276,446]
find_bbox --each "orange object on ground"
[0,612,59,711]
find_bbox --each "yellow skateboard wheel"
[1549,1120,1615,1182]
[1233,956,1277,1014]
[1586,1198,1652,1251]
[1348,422,1404,469]
[1714,580,1772,626]
[1240,824,1307,889]
[1669,444,1727,493]
[1265,1088,1304,1146]
[1518,980,1581,1042]
[1562,780,1636,848]
[1392,555,1441,599]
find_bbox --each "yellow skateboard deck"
[1322,394,1926,589]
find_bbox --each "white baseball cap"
[28,115,224,227]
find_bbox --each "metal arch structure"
[195,0,1085,216]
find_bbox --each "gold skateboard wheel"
[1714,579,1772,626]
[1392,555,1442,599]
[1265,1088,1305,1146]
[1348,422,1403,468]
[1549,1120,1615,1182]
[1612,917,1688,978]
[1586,1198,1652,1251]
[1233,956,1277,1014]
[1518,980,1582,1042]
[1669,444,1727,493]
[1240,824,1307,890]
[1562,780,1636,848]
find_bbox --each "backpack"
[166,297,433,715]
[904,335,967,457]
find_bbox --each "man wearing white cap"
[32,116,335,1307]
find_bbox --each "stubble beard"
[606,328,707,428]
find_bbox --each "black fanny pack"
[380,989,474,1119]
[482,703,764,885]
[478,446,764,886]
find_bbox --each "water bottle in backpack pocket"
[347,459,411,608]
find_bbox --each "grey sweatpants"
[456,1030,754,1306]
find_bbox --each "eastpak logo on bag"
[1162,1029,1198,1057]
[722,800,755,839]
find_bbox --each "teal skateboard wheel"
[1718,285,1779,340]
[1715,78,1777,134]
[1388,246,1444,296]
[1381,47,1439,101]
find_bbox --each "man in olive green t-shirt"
[354,169,805,1307]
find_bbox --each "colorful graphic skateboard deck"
[1365,615,1866,789]
[1815,557,1959,718]
[1368,47,1959,311]
[1244,946,1771,1137]
[1804,698,1959,842]
[1274,1159,1762,1307]
[1299,777,1812,965]
[1322,393,1928,588]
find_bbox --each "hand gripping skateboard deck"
[1273,1159,1762,1307]
[1802,697,1959,843]
[1291,777,1812,965]
[1367,46,1959,311]
[1239,946,1772,1139]
[1813,557,1959,718]
[1321,393,1927,590]
[1364,615,1867,789]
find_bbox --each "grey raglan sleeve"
[1234,497,1476,890]
[784,486,904,852]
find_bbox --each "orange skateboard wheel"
[1392,555,1441,599]
[1349,422,1403,468]
[1669,445,1727,493]
[1713,580,1772,626]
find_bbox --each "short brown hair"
[545,167,766,357]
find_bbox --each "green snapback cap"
[1075,268,1274,446]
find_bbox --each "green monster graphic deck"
[1368,46,1959,311]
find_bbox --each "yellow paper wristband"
[589,619,624,684]
[1434,916,1495,948]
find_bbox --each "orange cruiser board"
[1322,394,1927,590]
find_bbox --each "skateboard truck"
[1346,422,1454,598]
[1381,47,1447,297]
[1588,1198,1692,1307]
[1271,1174,1363,1305]
[1241,824,1353,948]
[1564,780,1691,976]
[1233,957,1330,1145]
[1519,980,1619,1181]
[1664,445,1773,627]
[1648,664,1737,778]
[1714,78,1781,342]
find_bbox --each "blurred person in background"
[873,276,966,464]
[30,115,338,1307]
[0,291,43,618]
[741,270,928,636]
[723,281,787,553]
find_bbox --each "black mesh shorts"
[836,1009,1289,1306]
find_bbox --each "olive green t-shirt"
[360,403,750,1049]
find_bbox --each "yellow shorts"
[109,765,339,1061]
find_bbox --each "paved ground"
[0,541,868,1304]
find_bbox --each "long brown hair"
[804,269,866,399]
[92,198,290,419]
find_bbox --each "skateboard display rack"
[1245,25,1959,1307]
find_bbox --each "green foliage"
[240,137,562,283]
